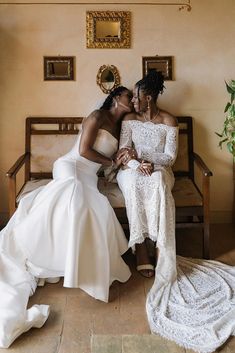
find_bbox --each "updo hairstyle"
[100,86,128,110]
[135,70,165,101]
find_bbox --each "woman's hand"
[137,160,154,176]
[116,147,137,165]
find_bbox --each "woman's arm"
[140,126,179,167]
[79,111,113,167]
[117,119,143,171]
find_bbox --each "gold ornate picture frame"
[96,64,121,94]
[86,11,131,49]
[44,56,74,81]
[142,56,173,81]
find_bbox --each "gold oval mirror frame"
[96,64,121,94]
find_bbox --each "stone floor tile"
[119,275,146,311]
[109,280,121,303]
[120,310,150,335]
[122,334,185,353]
[93,312,121,335]
[144,277,155,295]
[93,307,150,335]
[0,335,60,353]
[91,335,122,353]
[38,279,69,298]
[63,311,94,336]
[58,334,91,353]
[27,289,42,307]
[66,291,120,315]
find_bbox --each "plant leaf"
[224,102,231,112]
[231,93,235,103]
[226,82,234,94]
[227,142,234,154]
[215,132,222,137]
[219,138,228,148]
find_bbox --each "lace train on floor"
[146,256,235,353]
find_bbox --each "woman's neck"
[141,105,160,122]
[109,108,125,123]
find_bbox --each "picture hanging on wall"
[44,56,75,81]
[86,11,131,49]
[142,56,173,80]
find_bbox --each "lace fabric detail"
[117,119,235,353]
[147,256,235,353]
[117,120,176,248]
[119,120,178,167]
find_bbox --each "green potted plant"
[216,80,235,221]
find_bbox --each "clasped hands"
[114,148,153,176]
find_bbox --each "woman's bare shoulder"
[122,112,137,121]
[83,109,105,127]
[161,110,178,127]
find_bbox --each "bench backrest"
[25,116,194,181]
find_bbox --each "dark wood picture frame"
[44,56,74,81]
[142,56,173,80]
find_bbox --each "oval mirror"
[97,65,121,94]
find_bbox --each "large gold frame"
[86,11,131,49]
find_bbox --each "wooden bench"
[6,116,213,259]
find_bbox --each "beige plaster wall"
[0,0,235,225]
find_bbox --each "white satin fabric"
[0,129,131,348]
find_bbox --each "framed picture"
[86,11,131,49]
[142,56,173,80]
[44,56,75,81]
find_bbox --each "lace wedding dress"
[117,120,235,353]
[0,128,131,348]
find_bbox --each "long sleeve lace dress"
[117,120,235,353]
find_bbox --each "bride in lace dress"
[117,71,235,353]
[0,86,133,348]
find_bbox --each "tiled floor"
[1,224,235,353]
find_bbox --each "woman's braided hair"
[100,86,128,110]
[136,70,165,101]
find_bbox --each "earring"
[114,99,118,109]
[147,101,150,110]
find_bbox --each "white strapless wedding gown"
[0,129,131,348]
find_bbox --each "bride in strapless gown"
[0,87,133,348]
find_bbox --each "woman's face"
[131,86,148,113]
[117,89,133,112]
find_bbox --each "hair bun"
[135,70,165,99]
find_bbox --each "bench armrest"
[6,153,30,178]
[6,152,30,217]
[193,152,212,259]
[193,152,213,177]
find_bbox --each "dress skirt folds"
[0,129,131,348]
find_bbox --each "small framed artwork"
[44,56,75,81]
[86,11,131,49]
[142,56,173,80]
